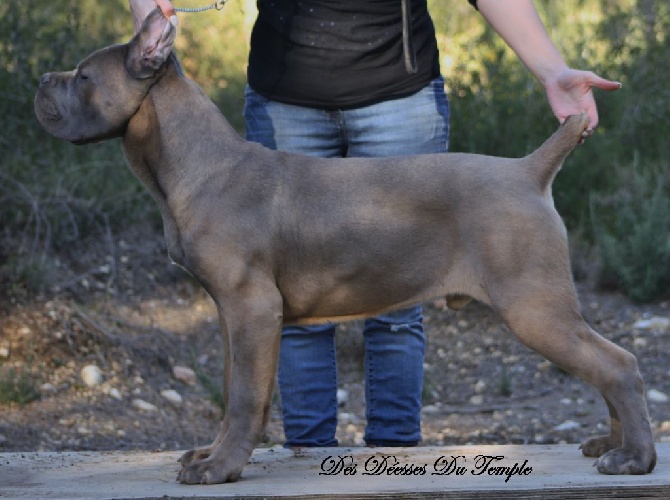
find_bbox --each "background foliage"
[1,0,668,301]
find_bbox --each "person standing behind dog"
[136,0,620,449]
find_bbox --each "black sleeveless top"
[248,0,478,109]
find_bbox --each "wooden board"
[1,443,668,499]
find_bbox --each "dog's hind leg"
[492,285,656,475]
[580,397,622,457]
[177,277,283,484]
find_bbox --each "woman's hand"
[476,0,621,137]
[543,68,621,135]
[129,0,177,32]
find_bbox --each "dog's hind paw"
[594,447,656,475]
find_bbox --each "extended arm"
[476,0,620,132]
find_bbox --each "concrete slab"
[1,443,668,499]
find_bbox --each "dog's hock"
[126,8,176,79]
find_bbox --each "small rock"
[173,365,197,386]
[0,346,9,358]
[633,337,648,348]
[41,383,58,395]
[109,388,122,400]
[160,389,183,405]
[132,398,158,412]
[336,389,349,405]
[80,365,104,387]
[422,405,441,415]
[469,395,484,405]
[0,434,7,444]
[647,389,669,403]
[560,398,572,405]
[633,316,670,331]
[553,420,581,432]
[339,412,360,424]
[345,423,357,434]
[474,380,487,394]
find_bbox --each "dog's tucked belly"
[279,255,475,324]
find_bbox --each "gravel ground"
[1,224,669,454]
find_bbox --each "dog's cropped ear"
[126,8,176,79]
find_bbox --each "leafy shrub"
[0,364,41,406]
[591,160,670,303]
[0,1,154,292]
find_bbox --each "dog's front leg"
[178,315,231,467]
[178,279,282,484]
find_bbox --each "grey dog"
[34,8,656,484]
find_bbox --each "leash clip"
[174,0,227,13]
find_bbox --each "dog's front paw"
[580,434,620,458]
[594,447,656,475]
[178,447,212,466]
[177,457,243,484]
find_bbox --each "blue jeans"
[244,78,449,447]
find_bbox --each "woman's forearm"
[475,0,568,86]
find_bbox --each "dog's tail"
[524,113,589,191]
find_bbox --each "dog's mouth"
[35,95,62,121]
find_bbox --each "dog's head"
[34,8,176,144]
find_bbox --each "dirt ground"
[1,223,669,455]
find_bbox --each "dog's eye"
[77,69,90,81]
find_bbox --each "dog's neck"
[123,55,245,185]
[121,54,248,268]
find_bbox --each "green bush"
[0,1,153,292]
[0,364,41,406]
[591,160,670,303]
